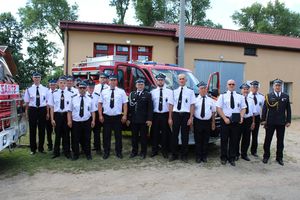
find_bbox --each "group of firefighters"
[23,71,291,166]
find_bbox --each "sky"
[1,0,300,65]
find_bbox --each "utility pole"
[178,0,185,67]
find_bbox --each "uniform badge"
[185,98,188,103]
[88,107,90,111]
[67,101,69,105]
[43,96,46,101]
[166,98,168,102]
[259,102,262,106]
[237,103,240,108]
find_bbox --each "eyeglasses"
[179,78,185,80]
[228,83,235,86]
[79,87,86,89]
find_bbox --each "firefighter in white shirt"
[193,81,216,163]
[67,81,96,160]
[98,74,128,160]
[48,76,73,159]
[248,80,265,157]
[216,79,246,166]
[150,73,174,159]
[24,72,50,154]
[66,75,78,94]
[94,72,109,94]
[169,74,196,162]
[236,83,256,162]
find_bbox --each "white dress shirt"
[67,86,78,94]
[248,91,264,116]
[87,91,101,111]
[48,88,73,113]
[24,84,49,107]
[216,90,247,117]
[68,93,97,122]
[173,86,196,113]
[194,95,216,120]
[243,95,256,118]
[94,83,109,94]
[151,86,174,113]
[99,87,128,116]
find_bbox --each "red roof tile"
[155,22,300,51]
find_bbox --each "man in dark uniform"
[261,79,291,166]
[24,72,49,154]
[45,79,57,151]
[127,79,153,159]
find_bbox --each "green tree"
[0,12,24,82]
[110,0,130,24]
[232,0,300,36]
[18,0,78,43]
[20,33,59,85]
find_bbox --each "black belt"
[29,106,46,109]
[173,112,189,115]
[194,117,212,122]
[54,112,67,115]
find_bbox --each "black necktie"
[60,91,65,110]
[36,86,40,107]
[177,87,183,110]
[110,89,114,108]
[101,84,104,92]
[158,88,163,111]
[245,96,249,114]
[277,92,280,97]
[79,96,84,117]
[200,96,205,118]
[68,87,71,92]
[253,94,257,105]
[230,92,235,109]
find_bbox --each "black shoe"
[162,152,169,159]
[116,153,123,159]
[65,153,71,159]
[150,152,158,158]
[196,158,202,163]
[72,156,79,161]
[52,154,60,159]
[140,154,146,159]
[276,159,284,166]
[30,151,36,155]
[103,153,109,160]
[86,155,92,160]
[96,150,102,155]
[169,155,178,162]
[251,153,258,157]
[241,155,251,161]
[221,159,227,165]
[229,161,236,166]
[181,155,188,162]
[129,153,137,158]
[262,158,268,164]
[201,158,207,163]
[235,156,239,161]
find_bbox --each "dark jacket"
[262,92,291,125]
[128,90,153,124]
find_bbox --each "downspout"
[66,23,70,75]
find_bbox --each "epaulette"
[71,94,77,98]
[187,86,193,90]
[236,91,241,95]
[88,95,93,99]
[53,89,58,93]
[258,92,264,96]
[94,92,100,96]
[69,90,74,93]
[223,91,227,94]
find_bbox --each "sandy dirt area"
[0,120,300,200]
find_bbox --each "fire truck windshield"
[151,69,200,94]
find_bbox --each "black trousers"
[171,112,190,157]
[28,106,47,152]
[263,124,285,160]
[72,119,91,157]
[45,117,53,149]
[92,112,102,151]
[237,117,252,157]
[193,118,211,159]
[103,114,122,155]
[251,115,261,155]
[152,112,169,154]
[220,119,240,161]
[131,123,148,155]
[53,112,70,156]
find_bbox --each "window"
[269,81,293,99]
[132,46,152,61]
[96,44,108,51]
[95,53,107,57]
[244,47,257,56]
[117,45,129,52]
[94,43,114,57]
[138,55,149,61]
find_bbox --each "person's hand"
[46,113,50,120]
[211,123,216,131]
[146,121,152,127]
[261,121,266,126]
[224,118,230,125]
[239,117,244,124]
[51,120,56,127]
[121,115,127,124]
[286,123,291,127]
[67,121,72,128]
[25,110,28,119]
[168,118,173,127]
[126,120,130,127]
[99,115,104,123]
[91,121,95,128]
[187,118,193,126]
[251,123,255,130]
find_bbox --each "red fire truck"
[72,56,220,143]
[0,47,27,152]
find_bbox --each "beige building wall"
[184,42,300,116]
[64,31,176,74]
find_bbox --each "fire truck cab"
[72,56,221,143]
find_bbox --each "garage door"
[194,60,245,93]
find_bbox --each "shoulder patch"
[71,94,77,98]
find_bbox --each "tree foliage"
[18,0,78,43]
[110,0,130,24]
[232,0,300,36]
